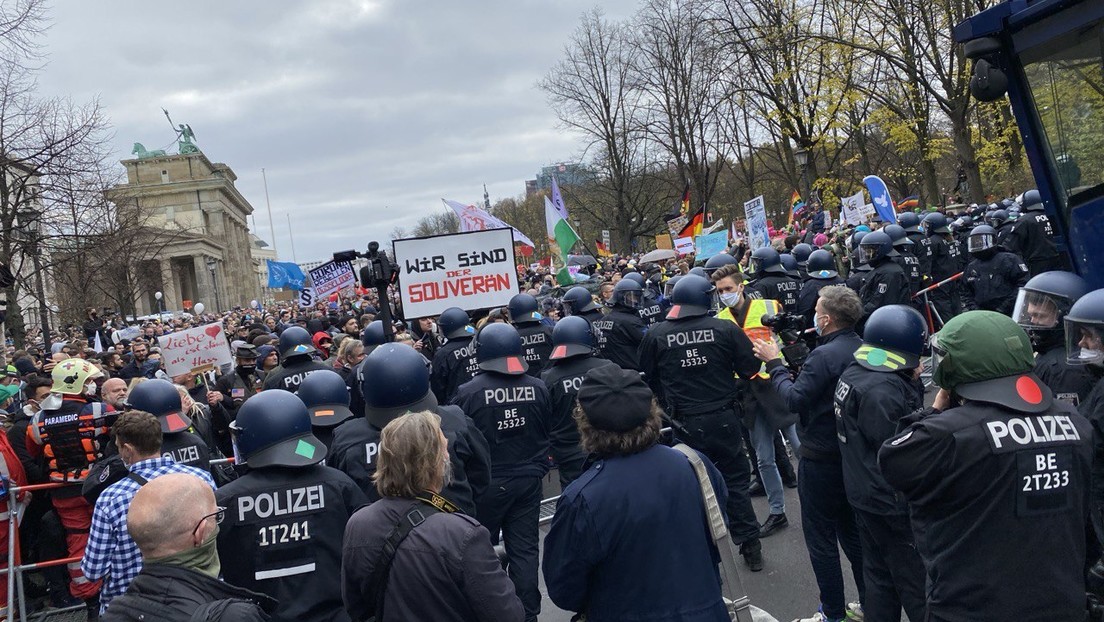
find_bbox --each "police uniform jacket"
[1079,375,1104,513]
[845,265,870,295]
[833,362,923,515]
[542,444,730,622]
[908,232,931,277]
[927,234,965,283]
[766,329,863,461]
[1035,346,1096,408]
[593,307,647,371]
[1005,208,1061,275]
[960,251,1030,315]
[262,357,331,392]
[100,562,276,622]
[638,315,760,415]
[996,221,1016,248]
[859,259,909,318]
[215,464,368,622]
[540,356,617,485]
[893,251,922,298]
[637,298,664,326]
[514,322,554,378]
[430,336,479,404]
[161,430,211,472]
[879,400,1091,621]
[328,405,490,516]
[747,274,799,313]
[451,372,553,479]
[345,359,367,419]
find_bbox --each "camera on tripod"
[334,241,399,339]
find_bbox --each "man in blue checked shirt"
[82,410,216,613]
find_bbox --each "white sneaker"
[791,612,831,622]
[846,602,864,621]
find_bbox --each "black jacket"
[430,337,479,404]
[1005,208,1062,275]
[540,356,617,486]
[451,372,553,479]
[960,251,1030,315]
[215,464,367,622]
[797,277,844,328]
[747,274,800,313]
[262,357,331,392]
[892,250,922,298]
[1035,345,1097,408]
[514,322,554,378]
[907,232,931,278]
[859,258,909,318]
[845,265,870,294]
[593,307,646,371]
[767,328,863,462]
[101,563,277,622]
[927,234,965,282]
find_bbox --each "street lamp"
[16,202,51,353]
[205,258,222,313]
[794,146,811,205]
[154,291,164,317]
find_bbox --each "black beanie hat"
[577,365,653,432]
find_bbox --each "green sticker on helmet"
[867,348,888,366]
[294,439,316,459]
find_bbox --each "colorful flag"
[594,239,613,257]
[545,196,580,285]
[678,206,704,240]
[442,199,535,247]
[549,175,570,222]
[897,195,920,211]
[680,182,691,216]
[789,191,806,226]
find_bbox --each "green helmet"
[932,310,1052,412]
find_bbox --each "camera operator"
[751,285,866,622]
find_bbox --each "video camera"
[761,312,810,368]
[334,241,399,340]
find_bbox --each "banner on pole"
[308,261,355,298]
[393,228,520,319]
[743,196,770,251]
[162,323,233,377]
[675,236,695,256]
[840,191,864,226]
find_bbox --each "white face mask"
[719,291,742,309]
[814,314,826,335]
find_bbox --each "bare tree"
[411,210,459,237]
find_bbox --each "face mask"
[814,314,826,336]
[149,524,221,578]
[719,292,742,309]
[239,363,256,372]
[84,381,98,397]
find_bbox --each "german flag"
[595,239,613,257]
[680,182,691,215]
[678,206,704,239]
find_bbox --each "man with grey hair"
[751,284,867,622]
[101,473,275,622]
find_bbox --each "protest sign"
[743,196,770,251]
[655,233,673,249]
[162,323,233,377]
[840,191,864,226]
[695,231,729,260]
[308,261,355,298]
[298,287,315,309]
[861,203,876,219]
[675,236,695,256]
[393,228,520,318]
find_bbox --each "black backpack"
[81,455,147,503]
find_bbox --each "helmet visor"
[967,233,995,253]
[930,334,947,387]
[1012,289,1067,330]
[856,244,877,265]
[618,290,642,309]
[749,257,763,275]
[663,279,677,298]
[1065,317,1104,365]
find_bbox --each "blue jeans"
[751,415,801,515]
[798,457,865,620]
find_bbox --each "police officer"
[747,247,799,312]
[884,224,921,304]
[296,369,355,451]
[346,319,390,418]
[780,253,801,280]
[216,390,367,622]
[638,275,765,570]
[792,243,813,280]
[508,293,554,378]
[857,231,909,320]
[329,343,490,515]
[1014,272,1095,408]
[845,230,872,294]
[593,279,647,371]
[798,249,844,329]
[624,272,663,326]
[127,378,212,472]
[880,311,1091,621]
[211,344,264,455]
[960,224,1030,315]
[988,208,1015,247]
[834,305,927,621]
[541,315,617,487]
[922,212,964,324]
[263,326,330,392]
[451,323,554,621]
[899,212,930,277]
[561,286,604,324]
[430,307,480,404]
[1063,290,1104,549]
[1005,189,1063,276]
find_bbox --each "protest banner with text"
[162,323,233,377]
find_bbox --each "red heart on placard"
[205,326,220,338]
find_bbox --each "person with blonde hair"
[342,411,522,622]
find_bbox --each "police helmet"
[127,377,191,434]
[703,253,737,275]
[959,215,974,230]
[475,322,528,375]
[857,305,927,371]
[883,224,913,248]
[897,211,922,233]
[550,316,595,360]
[791,243,813,266]
[966,224,999,254]
[857,231,895,265]
[688,266,709,279]
[780,253,799,278]
[1013,271,1087,353]
[849,230,869,252]
[562,286,600,315]
[667,274,715,320]
[611,278,643,309]
[360,320,387,348]
[1020,189,1043,211]
[622,272,646,286]
[296,369,354,427]
[662,274,684,298]
[437,307,476,341]
[1064,289,1104,365]
[987,209,1009,228]
[749,247,785,276]
[922,212,950,235]
[507,293,542,325]
[358,343,438,428]
[230,390,325,468]
[278,325,316,359]
[806,249,838,280]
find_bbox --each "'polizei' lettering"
[521,333,546,346]
[484,386,537,404]
[164,445,200,465]
[237,484,325,522]
[561,375,584,394]
[986,415,1081,449]
[452,342,476,360]
[666,329,716,348]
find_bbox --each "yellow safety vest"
[717,298,782,379]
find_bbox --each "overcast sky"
[37,0,638,263]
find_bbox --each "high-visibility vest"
[716,298,782,379]
[28,398,112,483]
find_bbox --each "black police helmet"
[806,249,838,279]
[857,230,895,264]
[550,315,595,360]
[791,243,813,265]
[360,343,438,429]
[508,293,542,325]
[780,253,799,278]
[1021,189,1042,210]
[750,246,785,276]
[127,378,191,434]
[296,369,354,427]
[703,253,737,275]
[988,209,1009,227]
[230,390,325,468]
[667,274,715,320]
[1015,271,1088,353]
[849,230,868,252]
[623,272,646,286]
[897,211,921,233]
[361,320,387,348]
[563,286,600,315]
[663,274,684,298]
[475,322,528,375]
[688,266,709,279]
[856,305,928,371]
[967,224,999,254]
[437,307,475,341]
[611,278,643,309]
[922,212,950,235]
[883,224,912,248]
[279,325,316,360]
